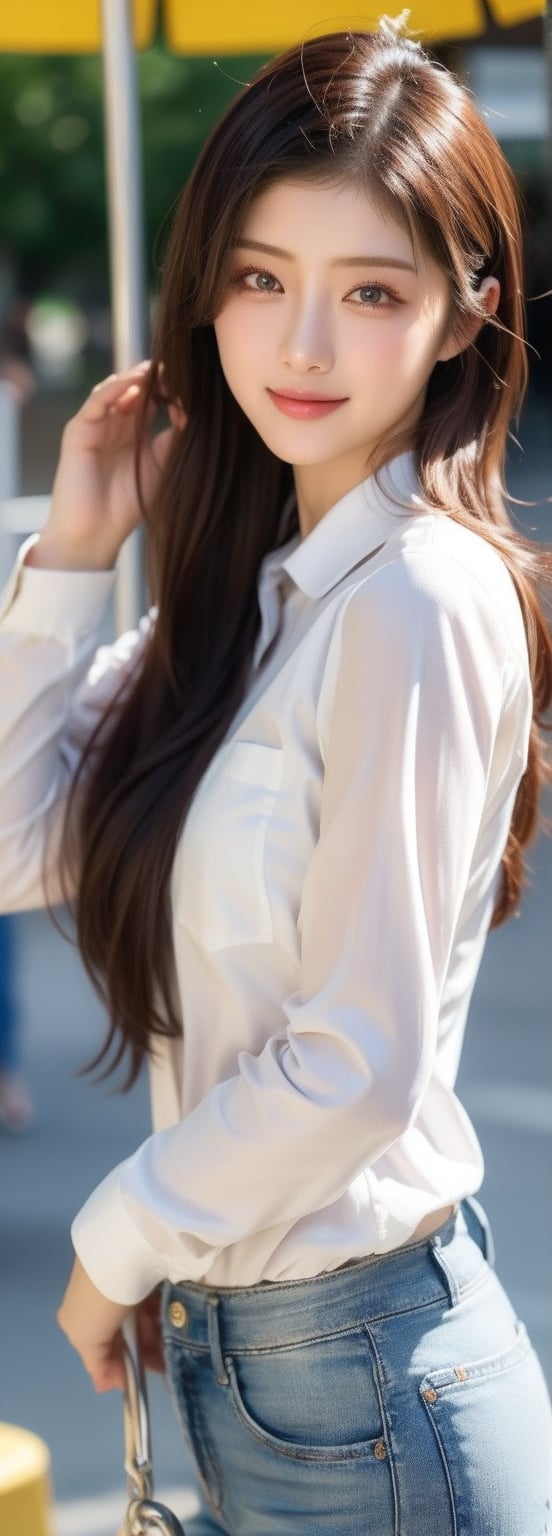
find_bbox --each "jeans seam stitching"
[420,1395,459,1536]
[362,1321,400,1536]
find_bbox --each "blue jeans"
[161,1197,552,1534]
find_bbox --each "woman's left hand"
[57,1256,134,1393]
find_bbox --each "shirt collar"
[253,451,422,670]
[278,449,421,599]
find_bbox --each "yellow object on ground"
[0,1423,55,1536]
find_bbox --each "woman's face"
[213,177,461,519]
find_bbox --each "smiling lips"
[266,388,348,419]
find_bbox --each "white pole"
[0,382,19,501]
[0,382,21,588]
[100,0,147,634]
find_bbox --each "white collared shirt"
[0,452,532,1303]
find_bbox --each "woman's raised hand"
[27,361,186,571]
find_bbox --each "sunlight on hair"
[211,59,250,87]
[377,10,414,38]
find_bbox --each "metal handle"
[121,1316,153,1504]
[120,1317,185,1535]
[125,1497,186,1534]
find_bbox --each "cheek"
[213,311,237,368]
[345,317,413,389]
[375,313,448,386]
[214,308,268,397]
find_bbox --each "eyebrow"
[233,238,416,272]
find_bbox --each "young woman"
[1,18,551,1533]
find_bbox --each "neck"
[293,436,415,540]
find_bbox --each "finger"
[77,364,153,424]
[88,1338,128,1393]
[111,383,143,413]
[92,361,152,395]
[91,1359,127,1393]
[112,387,166,424]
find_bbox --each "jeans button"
[168,1301,188,1328]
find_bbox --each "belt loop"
[428,1232,461,1307]
[463,1194,496,1269]
[206,1294,229,1385]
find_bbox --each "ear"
[437,276,501,364]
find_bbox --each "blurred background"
[0,3,551,1533]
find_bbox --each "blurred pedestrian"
[1,15,552,1533]
[0,916,34,1130]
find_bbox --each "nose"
[278,294,334,374]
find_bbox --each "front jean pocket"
[419,1319,552,1535]
[226,1326,390,1462]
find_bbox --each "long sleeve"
[0,538,152,911]
[71,544,525,1305]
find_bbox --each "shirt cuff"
[71,1162,169,1305]
[0,535,115,638]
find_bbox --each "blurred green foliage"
[0,34,270,301]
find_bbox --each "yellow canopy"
[164,0,544,49]
[0,0,544,53]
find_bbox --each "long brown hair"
[59,21,552,1087]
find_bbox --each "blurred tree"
[0,35,269,305]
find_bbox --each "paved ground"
[1,388,551,1535]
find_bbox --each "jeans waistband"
[162,1197,494,1357]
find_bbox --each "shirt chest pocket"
[172,740,284,952]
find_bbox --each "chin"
[247,416,341,464]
